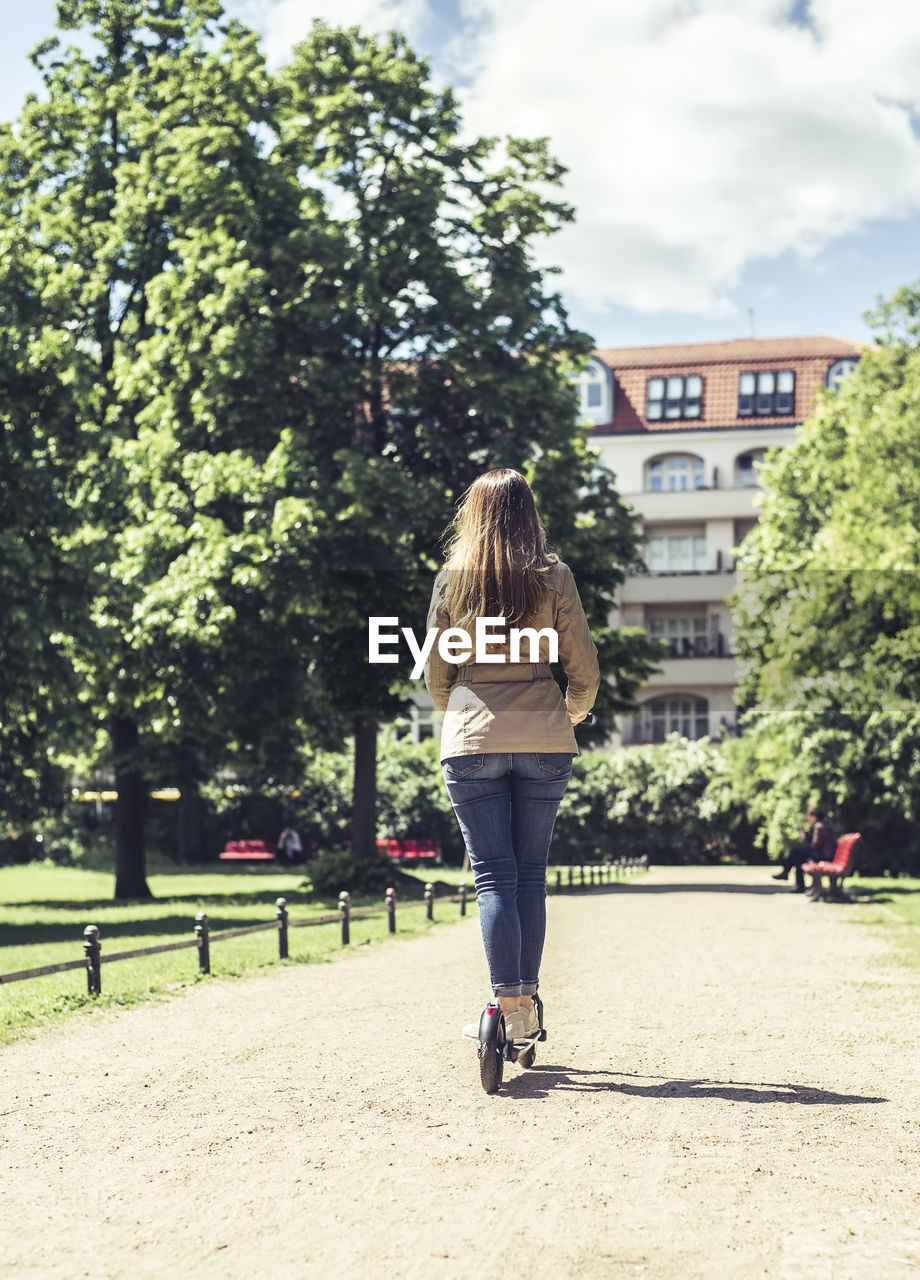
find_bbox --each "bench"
[218,840,276,862]
[802,832,861,901]
[376,838,441,865]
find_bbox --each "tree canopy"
[731,284,920,871]
[1,5,655,892]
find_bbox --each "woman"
[424,468,600,1040]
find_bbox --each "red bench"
[377,838,440,864]
[219,840,276,862]
[802,833,861,901]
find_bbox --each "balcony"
[626,486,761,522]
[619,571,735,604]
[645,654,737,688]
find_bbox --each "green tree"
[1,7,655,891]
[0,0,342,893]
[732,283,920,871]
[279,23,656,856]
[0,229,83,826]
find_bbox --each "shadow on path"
[501,1065,888,1105]
[555,883,800,897]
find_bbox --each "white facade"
[591,423,796,744]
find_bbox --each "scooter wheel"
[517,1044,536,1069]
[479,1018,505,1095]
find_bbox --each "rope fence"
[0,883,471,997]
[553,856,649,891]
[1,859,649,999]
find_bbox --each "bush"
[554,738,744,865]
[375,736,464,863]
[306,848,402,901]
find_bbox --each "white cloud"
[453,0,920,315]
[251,0,920,317]
[247,0,431,63]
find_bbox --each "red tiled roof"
[589,335,866,433]
[594,334,863,369]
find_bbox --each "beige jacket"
[424,561,601,760]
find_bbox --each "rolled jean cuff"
[493,983,522,998]
[521,981,539,997]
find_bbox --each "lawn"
[0,860,476,1044]
[847,873,920,965]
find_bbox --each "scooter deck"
[461,1028,544,1046]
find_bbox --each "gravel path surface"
[2,865,919,1279]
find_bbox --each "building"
[580,335,863,744]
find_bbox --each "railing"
[649,636,733,659]
[633,568,736,579]
[0,885,474,997]
[553,857,648,889]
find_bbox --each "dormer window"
[575,357,613,425]
[827,357,858,390]
[738,370,795,416]
[646,374,703,421]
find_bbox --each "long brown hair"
[441,469,556,627]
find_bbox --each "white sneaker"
[503,1008,529,1040]
[462,1006,502,1039]
[518,1003,539,1037]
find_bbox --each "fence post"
[567,866,573,888]
[338,891,351,946]
[555,869,561,892]
[83,925,101,996]
[276,897,289,960]
[458,883,467,916]
[195,912,210,974]
[425,883,434,921]
[386,887,397,933]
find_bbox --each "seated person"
[772,806,835,892]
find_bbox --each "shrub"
[306,848,402,901]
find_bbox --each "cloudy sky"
[5,0,920,346]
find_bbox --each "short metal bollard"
[424,883,434,921]
[339,891,351,946]
[459,883,467,916]
[83,924,101,996]
[195,912,210,974]
[276,897,289,960]
[386,887,397,934]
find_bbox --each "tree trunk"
[176,782,205,865]
[350,715,378,862]
[110,713,151,899]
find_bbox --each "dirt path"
[2,865,919,1279]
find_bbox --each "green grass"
[846,874,920,966]
[0,861,477,1044]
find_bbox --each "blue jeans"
[442,752,573,998]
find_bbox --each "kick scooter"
[463,992,547,1094]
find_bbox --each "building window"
[647,454,706,492]
[575,357,613,425]
[649,616,708,657]
[411,706,436,743]
[826,357,858,391]
[646,374,703,421]
[738,369,795,416]
[648,696,710,742]
[646,534,708,574]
